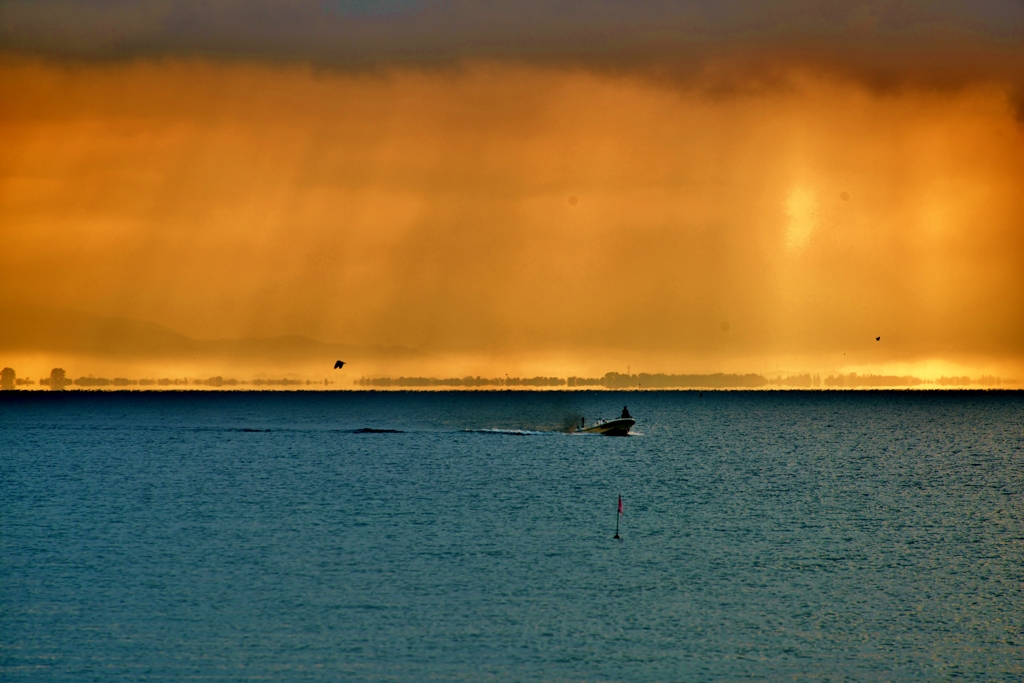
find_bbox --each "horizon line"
[2,368,1017,392]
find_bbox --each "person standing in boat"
[621,406,631,419]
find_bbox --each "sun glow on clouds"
[784,186,818,250]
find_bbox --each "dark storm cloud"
[2,1,1023,87]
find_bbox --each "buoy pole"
[614,494,622,539]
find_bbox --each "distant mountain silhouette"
[0,307,419,362]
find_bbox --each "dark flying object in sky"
[334,360,346,369]
[876,337,880,341]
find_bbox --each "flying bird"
[876,337,880,341]
[334,360,346,369]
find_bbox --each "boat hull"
[576,418,635,436]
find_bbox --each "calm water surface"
[2,391,1022,681]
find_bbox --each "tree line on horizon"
[0,368,333,390]
[354,372,1009,389]
[0,367,1009,391]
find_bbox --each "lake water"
[2,390,1022,681]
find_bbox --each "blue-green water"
[2,391,1022,681]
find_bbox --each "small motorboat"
[575,417,635,436]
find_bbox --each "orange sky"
[2,53,1022,382]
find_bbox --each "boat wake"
[462,428,552,436]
